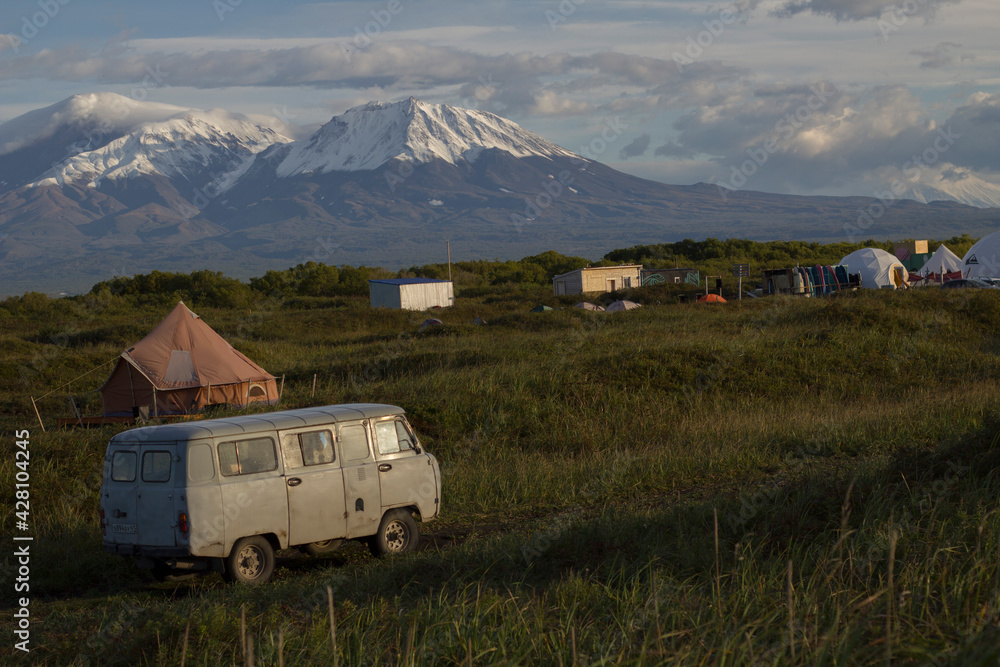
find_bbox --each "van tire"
[368,509,419,557]
[301,539,343,556]
[224,536,275,584]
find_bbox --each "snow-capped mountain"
[11,94,290,193]
[274,98,577,176]
[898,174,1000,209]
[2,93,1000,295]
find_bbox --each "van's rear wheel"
[368,509,419,557]
[301,539,342,556]
[224,536,275,584]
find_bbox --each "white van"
[100,403,440,584]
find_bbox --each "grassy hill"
[3,268,1000,663]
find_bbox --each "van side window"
[219,438,277,476]
[187,444,216,483]
[375,421,401,455]
[300,430,335,466]
[142,451,172,482]
[395,421,415,450]
[340,424,370,461]
[111,451,136,482]
[375,420,416,455]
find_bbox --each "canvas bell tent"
[917,244,962,279]
[839,248,909,289]
[100,302,279,417]
[962,232,1000,279]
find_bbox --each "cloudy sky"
[1,0,997,200]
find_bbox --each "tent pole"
[279,375,285,401]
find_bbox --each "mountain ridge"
[2,93,999,295]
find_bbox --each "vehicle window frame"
[141,450,172,483]
[299,429,336,467]
[111,450,137,482]
[218,437,278,476]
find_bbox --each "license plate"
[112,523,137,534]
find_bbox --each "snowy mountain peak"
[275,97,577,176]
[23,101,291,190]
[0,93,189,156]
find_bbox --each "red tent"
[697,294,728,303]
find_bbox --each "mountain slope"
[275,98,575,176]
[1,94,999,295]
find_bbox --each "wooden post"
[30,396,45,432]
[279,375,285,400]
[68,395,83,427]
[311,373,317,398]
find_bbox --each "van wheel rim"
[236,545,264,579]
[383,520,407,551]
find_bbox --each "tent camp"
[917,244,962,278]
[574,302,605,311]
[962,231,1000,279]
[100,302,279,417]
[839,248,909,289]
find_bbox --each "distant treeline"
[3,236,980,310]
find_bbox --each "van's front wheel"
[368,509,419,557]
[224,536,275,584]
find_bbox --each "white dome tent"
[917,244,962,277]
[839,248,909,289]
[961,231,1000,279]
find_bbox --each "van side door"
[216,435,290,552]
[372,417,438,519]
[279,427,348,546]
[337,420,382,539]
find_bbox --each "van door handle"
[378,464,392,472]
[287,477,302,486]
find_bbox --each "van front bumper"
[103,543,190,558]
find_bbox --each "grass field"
[3,283,1000,664]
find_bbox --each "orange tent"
[100,302,278,417]
[697,294,727,303]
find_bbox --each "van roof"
[109,403,405,443]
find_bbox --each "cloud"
[0,40,747,122]
[911,42,974,69]
[769,0,962,21]
[0,34,22,54]
[618,134,651,160]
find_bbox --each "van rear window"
[219,438,277,476]
[142,451,172,483]
[111,451,136,482]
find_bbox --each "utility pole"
[447,241,452,282]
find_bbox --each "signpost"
[732,263,750,300]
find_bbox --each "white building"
[368,278,455,310]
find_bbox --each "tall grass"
[3,286,1000,663]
